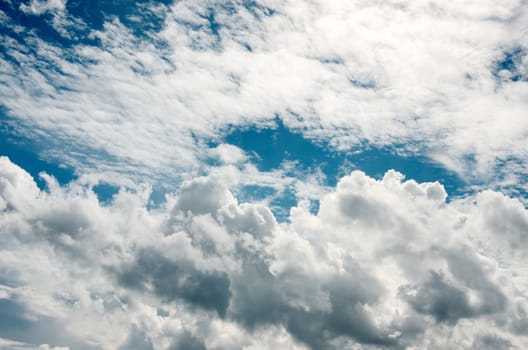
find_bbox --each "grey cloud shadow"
[117,248,231,317]
[228,255,397,349]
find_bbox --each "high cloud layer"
[1,0,528,189]
[1,156,527,349]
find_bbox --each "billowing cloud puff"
[0,156,527,349]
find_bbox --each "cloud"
[118,248,232,317]
[19,0,66,16]
[1,156,527,349]
[1,0,528,192]
[167,331,206,350]
[3,0,528,348]
[209,144,247,165]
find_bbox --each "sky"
[0,0,528,349]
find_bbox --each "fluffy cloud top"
[0,156,527,349]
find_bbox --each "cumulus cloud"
[0,156,527,349]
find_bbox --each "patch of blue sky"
[350,146,466,196]
[224,119,337,181]
[224,118,466,194]
[92,182,120,204]
[147,185,172,209]
[492,46,527,83]
[0,113,77,189]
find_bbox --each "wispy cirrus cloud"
[1,0,528,191]
[19,0,66,16]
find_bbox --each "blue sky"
[1,1,528,349]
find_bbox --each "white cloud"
[209,144,247,165]
[1,157,527,349]
[1,0,527,190]
[19,0,66,15]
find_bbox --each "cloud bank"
[1,156,527,349]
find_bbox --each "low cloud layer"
[1,156,527,349]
